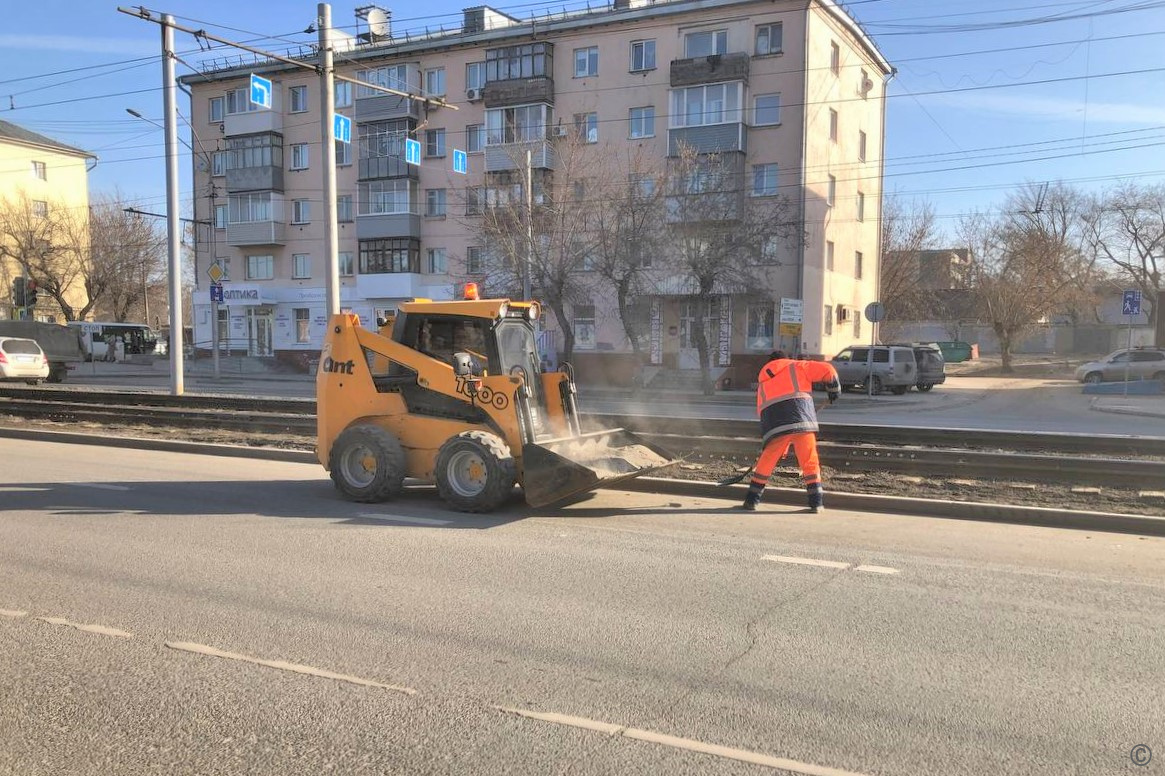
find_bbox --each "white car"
[1075,348,1165,384]
[0,336,51,384]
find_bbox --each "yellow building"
[0,120,96,322]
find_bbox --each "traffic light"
[25,279,38,308]
[12,277,25,308]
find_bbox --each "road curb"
[4,426,1162,537]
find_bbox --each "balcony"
[358,155,418,181]
[226,164,283,193]
[355,272,428,300]
[223,107,283,137]
[484,140,555,173]
[668,124,747,156]
[226,220,286,246]
[356,213,422,241]
[669,52,750,88]
[355,94,422,123]
[482,77,554,109]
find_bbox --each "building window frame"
[291,199,311,225]
[830,41,840,75]
[484,103,551,145]
[755,22,783,56]
[292,253,311,279]
[339,251,354,276]
[425,128,446,157]
[337,195,353,223]
[753,94,780,126]
[684,29,728,58]
[30,161,46,180]
[246,254,274,281]
[288,84,308,113]
[294,308,311,343]
[829,109,838,142]
[290,143,309,170]
[668,82,743,128]
[574,46,598,77]
[573,304,597,351]
[824,304,833,335]
[358,179,417,217]
[859,129,868,162]
[424,67,446,97]
[358,238,421,274]
[334,80,352,108]
[228,192,273,224]
[630,39,656,72]
[209,96,224,122]
[466,123,485,153]
[629,106,655,138]
[466,246,484,274]
[425,188,447,218]
[484,42,553,82]
[575,112,599,143]
[857,191,865,222]
[335,139,351,166]
[466,61,486,90]
[427,247,448,274]
[752,163,778,196]
[855,250,864,279]
[746,304,774,350]
[214,204,228,229]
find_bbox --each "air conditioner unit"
[861,76,874,94]
[552,125,569,138]
[217,123,225,134]
[466,88,481,101]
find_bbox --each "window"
[209,96,224,122]
[424,67,446,97]
[247,255,274,280]
[227,132,283,170]
[466,246,484,274]
[464,187,482,216]
[211,151,226,176]
[335,139,351,166]
[225,87,258,114]
[746,305,774,350]
[630,39,656,71]
[755,23,782,55]
[574,304,596,350]
[575,112,598,143]
[466,123,485,153]
[857,191,865,222]
[358,179,416,216]
[759,236,780,264]
[425,128,446,157]
[485,103,551,144]
[337,195,353,222]
[295,308,310,343]
[574,46,598,77]
[427,247,448,274]
[827,175,836,207]
[824,305,833,335]
[485,42,553,82]
[292,254,311,279]
[830,41,840,75]
[356,64,410,98]
[359,238,420,274]
[859,130,867,162]
[826,240,835,270]
[629,106,655,138]
[754,94,780,126]
[752,163,778,196]
[228,192,273,223]
[359,119,407,159]
[334,80,352,108]
[290,143,309,170]
[855,251,864,279]
[630,173,656,199]
[292,199,311,224]
[685,29,727,58]
[31,161,46,180]
[425,188,447,217]
[289,85,308,113]
[339,251,354,276]
[829,109,838,142]
[466,61,486,90]
[214,204,227,229]
[669,83,743,128]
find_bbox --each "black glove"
[827,390,840,405]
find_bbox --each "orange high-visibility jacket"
[756,358,840,443]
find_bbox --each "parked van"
[66,321,159,361]
[830,345,918,395]
[909,344,947,392]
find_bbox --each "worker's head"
[769,350,788,361]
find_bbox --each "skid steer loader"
[316,288,677,512]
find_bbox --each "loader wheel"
[435,431,516,513]
[329,424,405,503]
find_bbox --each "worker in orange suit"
[739,351,840,513]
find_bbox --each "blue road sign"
[405,137,421,166]
[249,74,272,109]
[452,148,468,175]
[333,113,352,144]
[210,283,224,303]
[1123,289,1142,316]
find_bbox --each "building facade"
[184,0,890,377]
[0,120,96,323]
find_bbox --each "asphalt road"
[1,438,1163,775]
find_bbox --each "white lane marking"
[0,609,29,618]
[853,564,900,575]
[165,641,416,695]
[497,706,872,776]
[72,483,131,491]
[763,555,851,570]
[38,616,133,639]
[358,513,451,526]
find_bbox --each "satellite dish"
[366,8,389,37]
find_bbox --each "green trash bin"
[935,341,973,363]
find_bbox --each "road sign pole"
[319,2,341,319]
[162,13,184,396]
[1125,312,1133,397]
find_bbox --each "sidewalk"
[1089,395,1165,420]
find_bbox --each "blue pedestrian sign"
[333,113,351,144]
[452,149,468,175]
[249,74,272,109]
[1123,289,1142,316]
[404,137,421,166]
[210,283,224,303]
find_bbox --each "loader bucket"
[520,428,679,508]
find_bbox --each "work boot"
[806,484,824,514]
[737,492,760,511]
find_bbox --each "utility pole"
[162,13,184,396]
[318,3,341,318]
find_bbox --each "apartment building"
[0,120,96,322]
[184,0,890,375]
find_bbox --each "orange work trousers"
[747,431,822,494]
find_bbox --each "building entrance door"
[247,307,274,357]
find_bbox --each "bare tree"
[879,194,937,321]
[1081,182,1165,344]
[88,196,167,322]
[0,191,92,321]
[664,145,800,394]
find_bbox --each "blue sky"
[2,0,1164,240]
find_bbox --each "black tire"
[890,385,909,395]
[1084,372,1104,385]
[435,431,516,513]
[25,379,41,386]
[863,375,883,395]
[917,383,934,392]
[329,424,406,502]
[46,364,66,383]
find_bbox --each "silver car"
[1075,348,1165,384]
[830,345,918,395]
[0,336,51,385]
